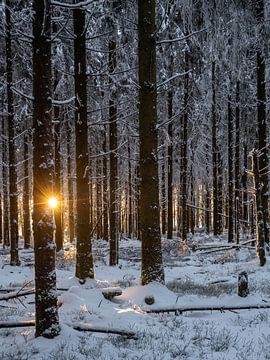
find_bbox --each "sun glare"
[48,197,58,209]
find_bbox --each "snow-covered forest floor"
[1,235,270,360]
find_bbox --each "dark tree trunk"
[5,0,19,265]
[103,128,109,240]
[161,151,166,236]
[128,141,133,237]
[32,0,60,338]
[23,130,31,249]
[3,121,9,247]
[138,0,164,285]
[228,95,234,243]
[109,8,118,265]
[256,0,269,244]
[217,149,223,233]
[180,50,189,249]
[167,100,173,240]
[73,2,94,280]
[67,120,75,242]
[235,81,240,244]
[54,110,63,251]
[242,136,248,235]
[211,62,219,236]
[252,151,266,266]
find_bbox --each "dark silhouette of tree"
[138,0,164,285]
[32,0,60,338]
[73,1,94,280]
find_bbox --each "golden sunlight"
[48,197,58,209]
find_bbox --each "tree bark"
[32,0,60,338]
[228,95,234,243]
[108,4,118,265]
[256,0,269,244]
[73,2,94,279]
[180,50,189,249]
[23,129,31,249]
[138,0,164,285]
[5,0,19,265]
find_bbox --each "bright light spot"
[48,197,58,209]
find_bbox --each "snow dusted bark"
[5,0,19,265]
[228,95,234,243]
[108,1,118,266]
[73,1,94,280]
[138,0,164,285]
[167,92,173,240]
[256,0,269,244]
[23,128,31,249]
[180,50,189,249]
[32,0,60,338]
[252,151,266,266]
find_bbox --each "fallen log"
[71,323,136,338]
[0,320,137,338]
[0,288,35,301]
[144,303,270,314]
[0,320,35,328]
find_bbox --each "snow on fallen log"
[0,288,35,301]
[144,303,270,314]
[70,322,137,338]
[101,287,122,300]
[0,320,35,328]
[0,320,137,338]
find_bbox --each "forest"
[0,0,270,359]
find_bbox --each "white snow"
[0,235,270,359]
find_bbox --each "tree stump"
[145,296,155,305]
[238,271,249,297]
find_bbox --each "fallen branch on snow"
[0,288,35,301]
[144,303,270,314]
[0,320,137,338]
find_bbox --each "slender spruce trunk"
[5,0,19,265]
[23,129,31,249]
[138,0,164,284]
[256,0,269,244]
[108,7,118,265]
[235,81,240,243]
[228,95,234,243]
[73,2,94,280]
[180,50,189,248]
[32,0,60,338]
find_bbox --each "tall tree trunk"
[138,0,164,285]
[3,118,9,247]
[228,95,234,243]
[242,135,248,236]
[234,81,240,243]
[167,95,173,240]
[23,129,31,249]
[256,0,269,244]
[68,120,75,242]
[128,140,133,237]
[252,151,266,266]
[103,128,109,240]
[180,50,189,249]
[5,0,19,265]
[161,150,166,236]
[73,2,94,280]
[212,62,219,236]
[109,7,118,265]
[54,110,63,251]
[32,0,60,338]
